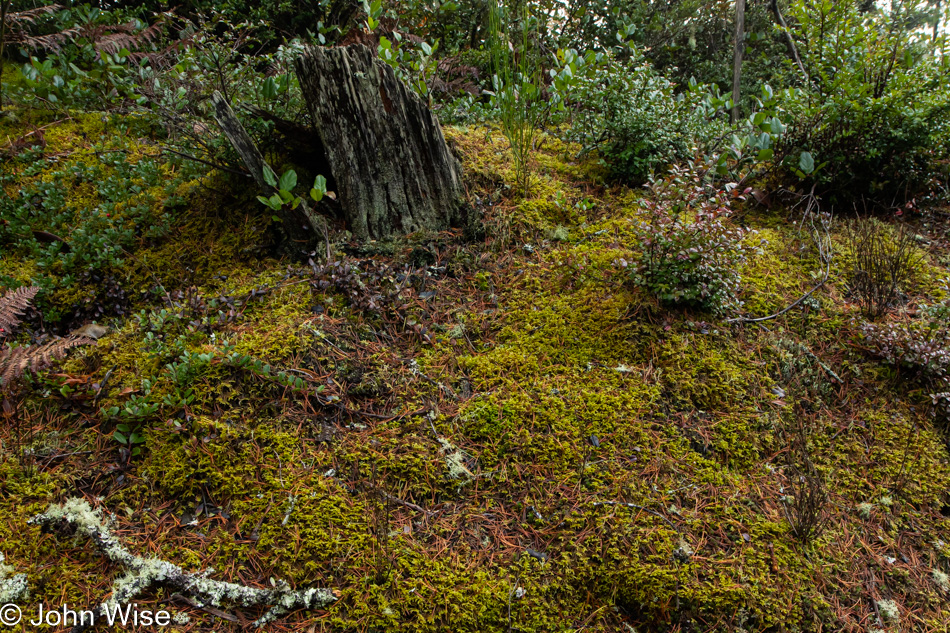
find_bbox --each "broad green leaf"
[262,76,277,100]
[279,169,297,192]
[798,151,815,174]
[263,165,278,187]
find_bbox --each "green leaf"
[279,170,297,192]
[310,174,327,202]
[262,76,277,100]
[757,148,774,161]
[798,151,815,174]
[113,431,128,444]
[263,165,278,187]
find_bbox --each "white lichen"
[30,499,336,628]
[857,502,875,519]
[933,569,950,592]
[172,611,191,625]
[0,553,29,603]
[876,599,899,623]
[438,438,473,480]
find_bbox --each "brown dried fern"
[5,6,170,57]
[0,286,39,338]
[1,335,94,387]
[0,286,93,388]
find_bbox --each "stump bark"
[295,44,468,241]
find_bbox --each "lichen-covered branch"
[30,499,336,630]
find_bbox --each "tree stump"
[295,44,469,241]
[211,91,327,248]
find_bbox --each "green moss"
[653,332,770,412]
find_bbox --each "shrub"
[552,44,715,184]
[862,282,950,418]
[780,0,950,205]
[843,217,922,318]
[624,163,758,314]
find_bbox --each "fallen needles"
[593,501,679,531]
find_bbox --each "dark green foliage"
[780,0,950,205]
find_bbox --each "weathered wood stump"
[295,44,469,241]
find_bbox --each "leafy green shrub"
[551,42,716,184]
[780,0,950,205]
[624,163,758,314]
[14,5,172,110]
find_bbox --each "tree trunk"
[294,44,469,242]
[211,91,327,250]
[731,0,746,124]
[935,0,942,43]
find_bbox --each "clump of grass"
[487,0,544,196]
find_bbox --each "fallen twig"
[30,499,337,631]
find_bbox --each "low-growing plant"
[862,282,950,419]
[257,168,330,216]
[0,138,195,322]
[843,217,922,318]
[487,0,545,195]
[783,411,829,545]
[623,163,758,314]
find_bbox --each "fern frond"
[5,5,61,26]
[0,335,94,388]
[12,26,82,52]
[0,286,39,340]
[93,16,168,58]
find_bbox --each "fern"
[0,286,93,388]
[0,286,38,337]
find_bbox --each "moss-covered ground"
[2,110,950,632]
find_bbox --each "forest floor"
[2,107,950,632]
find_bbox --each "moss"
[140,417,302,498]
[4,114,950,633]
[653,331,770,412]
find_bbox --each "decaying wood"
[211,91,328,251]
[295,44,469,241]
